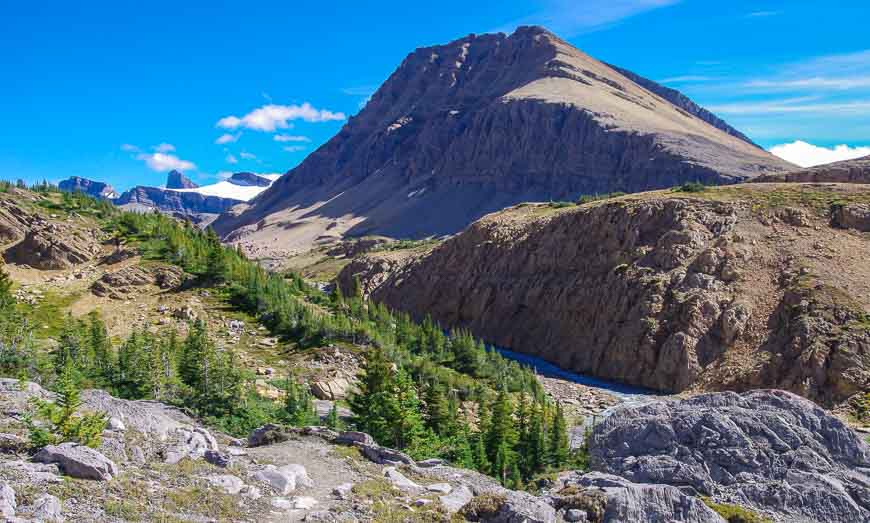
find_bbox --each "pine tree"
[423,384,452,436]
[284,378,317,426]
[549,403,570,468]
[86,311,113,385]
[325,403,342,430]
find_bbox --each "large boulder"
[556,472,725,523]
[33,443,118,481]
[589,390,870,522]
[253,464,313,495]
[28,493,64,522]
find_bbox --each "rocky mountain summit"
[213,25,792,256]
[115,186,243,222]
[2,378,867,522]
[165,170,199,189]
[58,177,118,200]
[340,183,870,408]
[229,172,273,187]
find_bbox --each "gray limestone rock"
[32,443,118,481]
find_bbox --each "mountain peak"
[166,170,198,190]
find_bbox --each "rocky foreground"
[340,183,870,409]
[2,378,868,522]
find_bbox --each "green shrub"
[577,192,626,205]
[702,498,772,523]
[674,181,707,193]
[548,201,575,209]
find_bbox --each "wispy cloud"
[769,140,870,167]
[708,98,870,115]
[225,154,238,164]
[746,10,781,18]
[152,143,175,153]
[215,133,240,145]
[659,75,716,83]
[745,76,870,91]
[499,0,679,37]
[121,143,140,153]
[282,145,306,153]
[136,152,195,172]
[239,152,256,160]
[217,103,346,132]
[274,134,310,143]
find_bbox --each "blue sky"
[1,0,868,190]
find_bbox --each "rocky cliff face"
[339,183,870,407]
[116,186,242,216]
[58,176,118,199]
[165,170,199,189]
[213,26,792,255]
[754,155,870,183]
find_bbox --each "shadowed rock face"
[58,176,118,199]
[588,390,870,523]
[165,170,199,189]
[228,172,271,187]
[339,185,870,405]
[213,25,792,250]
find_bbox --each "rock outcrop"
[165,170,199,189]
[58,176,118,199]
[340,184,870,405]
[555,472,725,523]
[588,390,870,522]
[4,222,102,269]
[754,155,870,184]
[213,25,791,255]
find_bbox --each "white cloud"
[746,76,870,91]
[274,134,311,143]
[121,143,140,153]
[239,152,256,160]
[226,154,238,164]
[136,152,195,172]
[769,141,870,168]
[499,0,679,37]
[217,103,346,132]
[152,143,176,153]
[283,146,306,153]
[708,97,870,115]
[215,133,240,144]
[216,171,234,180]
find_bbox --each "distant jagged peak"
[227,172,272,187]
[166,170,198,189]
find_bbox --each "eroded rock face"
[341,191,870,405]
[115,186,241,215]
[588,390,870,523]
[4,222,102,269]
[832,203,870,231]
[165,170,199,190]
[755,154,870,183]
[58,176,118,199]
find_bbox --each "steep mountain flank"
[229,172,272,187]
[754,155,870,183]
[213,26,792,255]
[339,183,870,407]
[165,170,199,189]
[58,176,118,199]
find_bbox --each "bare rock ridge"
[754,154,870,184]
[58,176,118,199]
[213,25,792,253]
[339,184,870,406]
[165,170,199,189]
[115,186,242,217]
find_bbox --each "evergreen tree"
[284,378,317,426]
[325,403,342,430]
[423,384,453,436]
[0,265,14,310]
[549,403,570,468]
